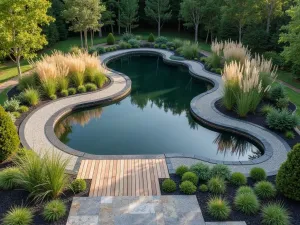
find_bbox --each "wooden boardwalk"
[77,159,170,197]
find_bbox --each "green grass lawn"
[0,31,210,84]
[277,70,300,90]
[284,87,300,115]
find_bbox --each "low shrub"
[263,51,285,68]
[182,172,199,185]
[166,42,175,49]
[211,164,231,180]
[135,35,142,40]
[260,104,274,116]
[285,131,295,139]
[128,39,140,48]
[0,167,21,190]
[69,46,82,55]
[190,162,211,181]
[77,85,86,93]
[4,98,20,112]
[84,68,96,83]
[20,88,40,106]
[207,196,231,220]
[0,106,20,162]
[71,72,85,88]
[292,64,300,80]
[18,73,37,91]
[179,43,200,59]
[107,33,115,45]
[175,165,189,177]
[94,72,107,88]
[121,32,135,42]
[162,178,177,193]
[18,106,29,113]
[71,179,87,193]
[161,44,167,49]
[276,98,289,109]
[276,144,300,200]
[2,206,33,225]
[208,177,226,194]
[119,41,129,49]
[199,184,208,192]
[43,200,66,222]
[7,112,16,123]
[57,77,69,91]
[154,44,160,48]
[50,94,57,100]
[155,36,168,45]
[96,46,106,54]
[237,186,254,195]
[266,108,299,131]
[148,33,155,42]
[68,87,76,95]
[269,85,286,101]
[230,172,247,186]
[85,83,97,92]
[250,167,266,182]
[60,89,69,97]
[179,181,197,194]
[261,203,290,225]
[254,181,276,199]
[234,192,260,214]
[12,111,21,118]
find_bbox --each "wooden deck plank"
[127,160,132,196]
[131,160,136,196]
[155,159,162,178]
[138,159,144,196]
[149,159,157,195]
[145,160,152,195]
[93,160,103,197]
[89,160,99,197]
[98,160,107,196]
[88,160,96,179]
[158,159,166,178]
[111,160,117,196]
[77,160,85,179]
[120,160,124,196]
[135,159,140,196]
[81,160,88,179]
[124,160,128,195]
[142,160,148,195]
[85,160,92,179]
[115,160,121,196]
[107,160,114,196]
[162,159,169,178]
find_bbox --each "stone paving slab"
[206,222,247,225]
[66,196,205,225]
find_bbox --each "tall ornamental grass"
[14,152,70,203]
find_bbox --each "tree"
[180,0,203,42]
[260,0,286,33]
[63,0,105,49]
[120,0,139,33]
[52,0,69,40]
[222,0,261,43]
[145,0,172,36]
[279,0,300,67]
[202,0,222,43]
[0,0,53,77]
[99,0,116,37]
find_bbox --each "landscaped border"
[19,48,291,175]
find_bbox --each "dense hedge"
[0,106,20,162]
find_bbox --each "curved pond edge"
[19,49,291,175]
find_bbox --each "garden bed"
[215,99,300,148]
[160,174,300,225]
[0,176,91,225]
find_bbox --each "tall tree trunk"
[80,31,83,48]
[111,24,114,33]
[158,20,160,37]
[118,0,121,35]
[238,23,242,43]
[206,29,210,43]
[195,24,199,42]
[16,56,22,78]
[266,15,271,34]
[90,30,94,47]
[84,29,88,49]
[178,19,181,32]
[99,27,102,37]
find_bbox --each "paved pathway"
[77,159,169,197]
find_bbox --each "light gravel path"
[19,49,290,175]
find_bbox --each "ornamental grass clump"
[210,164,231,180]
[261,203,290,225]
[266,108,299,131]
[0,167,21,190]
[207,196,231,220]
[43,200,66,222]
[237,186,254,195]
[208,176,226,194]
[254,181,276,199]
[20,87,40,106]
[234,192,260,215]
[250,167,266,182]
[190,162,211,181]
[230,172,247,186]
[2,206,33,225]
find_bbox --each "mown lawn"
[0,86,11,105]
[0,31,210,84]
[277,70,300,89]
[284,87,300,115]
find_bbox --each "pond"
[55,54,263,161]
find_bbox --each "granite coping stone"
[19,48,291,175]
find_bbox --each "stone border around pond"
[19,48,290,174]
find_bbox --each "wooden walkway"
[77,159,170,197]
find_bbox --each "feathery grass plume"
[211,39,224,56]
[223,40,251,64]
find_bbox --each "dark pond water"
[55,54,263,161]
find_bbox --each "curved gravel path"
[19,49,290,174]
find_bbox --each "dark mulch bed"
[160,174,300,225]
[0,176,91,225]
[215,99,300,148]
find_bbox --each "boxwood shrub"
[175,165,189,177]
[162,178,176,193]
[190,162,211,181]
[210,164,231,180]
[266,108,299,131]
[230,172,247,186]
[179,181,197,194]
[107,33,115,45]
[0,106,20,162]
[250,167,266,182]
[182,172,199,185]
